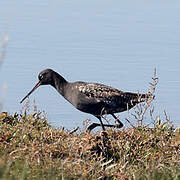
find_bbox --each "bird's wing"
[75,82,148,114]
[77,82,122,99]
[76,82,147,105]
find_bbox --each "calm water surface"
[0,1,180,129]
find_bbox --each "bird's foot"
[86,122,123,132]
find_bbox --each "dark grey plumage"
[20,69,151,131]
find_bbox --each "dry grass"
[0,109,179,179]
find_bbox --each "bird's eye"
[39,74,43,80]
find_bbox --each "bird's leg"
[87,114,123,132]
[111,113,123,128]
[95,116,105,131]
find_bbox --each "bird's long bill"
[20,81,41,103]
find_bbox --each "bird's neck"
[51,72,68,96]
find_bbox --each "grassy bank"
[0,110,179,180]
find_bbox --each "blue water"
[0,1,180,129]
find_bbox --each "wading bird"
[20,69,151,131]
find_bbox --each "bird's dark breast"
[76,100,105,115]
[76,99,130,115]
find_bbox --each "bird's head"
[38,69,54,85]
[20,69,54,103]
